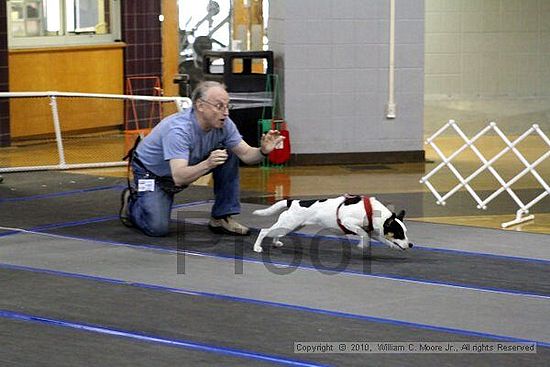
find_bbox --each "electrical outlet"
[386,103,396,119]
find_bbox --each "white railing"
[0,91,191,173]
[420,120,550,228]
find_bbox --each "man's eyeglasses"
[200,99,234,112]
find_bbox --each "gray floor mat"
[42,219,550,296]
[1,267,547,367]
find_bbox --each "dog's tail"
[253,200,292,216]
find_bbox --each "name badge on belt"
[138,179,155,192]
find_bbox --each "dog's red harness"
[336,195,374,235]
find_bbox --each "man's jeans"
[128,152,241,236]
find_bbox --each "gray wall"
[425,0,550,98]
[269,0,425,156]
[424,0,550,136]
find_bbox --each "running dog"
[252,195,413,253]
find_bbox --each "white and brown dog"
[252,195,413,253]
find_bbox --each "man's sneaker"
[208,216,250,236]
[119,188,134,227]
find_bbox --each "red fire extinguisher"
[269,119,291,164]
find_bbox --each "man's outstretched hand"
[260,130,285,155]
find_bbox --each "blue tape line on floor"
[4,226,549,299]
[0,200,215,235]
[1,263,548,348]
[7,195,548,265]
[0,185,125,203]
[0,309,329,367]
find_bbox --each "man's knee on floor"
[142,218,170,237]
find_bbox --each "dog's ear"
[384,213,396,229]
[397,210,405,220]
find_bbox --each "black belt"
[132,156,187,193]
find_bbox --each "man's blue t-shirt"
[135,108,242,177]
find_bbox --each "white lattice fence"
[420,120,550,228]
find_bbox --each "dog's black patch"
[298,199,326,208]
[383,211,406,240]
[286,199,294,208]
[343,195,362,206]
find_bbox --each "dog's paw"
[273,240,284,248]
[253,245,263,253]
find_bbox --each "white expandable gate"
[0,91,191,173]
[420,120,550,228]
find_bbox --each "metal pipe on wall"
[386,0,396,119]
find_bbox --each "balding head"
[191,81,227,105]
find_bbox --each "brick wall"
[122,0,163,93]
[0,4,9,147]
